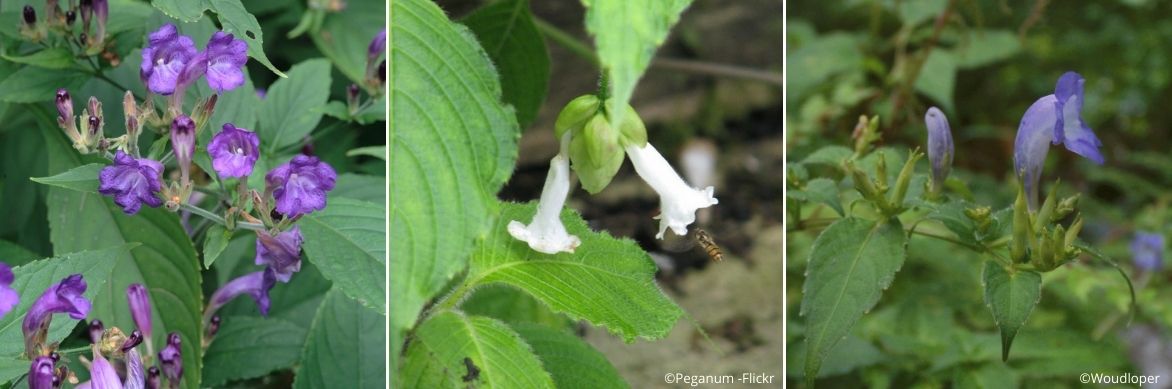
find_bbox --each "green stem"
[532,18,600,66]
[179,203,265,231]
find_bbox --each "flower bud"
[888,149,923,211]
[126,284,152,340]
[1034,182,1059,231]
[80,0,93,32]
[554,94,600,140]
[28,356,55,389]
[1011,186,1030,263]
[88,319,104,344]
[1055,193,1080,220]
[1065,215,1084,248]
[617,104,647,147]
[847,160,882,205]
[158,332,183,385]
[347,83,360,113]
[22,5,36,26]
[66,10,76,26]
[122,329,143,352]
[93,0,108,45]
[924,107,953,195]
[82,96,104,148]
[146,366,161,389]
[171,115,196,185]
[569,114,624,193]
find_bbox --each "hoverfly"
[695,229,723,262]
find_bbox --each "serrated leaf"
[801,217,906,382]
[202,225,232,268]
[300,198,385,313]
[293,290,385,389]
[981,261,1041,362]
[0,67,87,103]
[925,201,982,247]
[151,0,210,22]
[798,178,843,216]
[201,317,305,386]
[512,323,628,388]
[390,0,521,364]
[399,311,555,388]
[208,0,287,77]
[309,0,384,85]
[462,0,550,127]
[581,0,692,129]
[462,284,572,331]
[38,110,204,389]
[464,202,683,342]
[1,48,76,69]
[30,163,102,193]
[257,59,331,154]
[801,145,852,166]
[0,245,129,361]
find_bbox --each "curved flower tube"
[1013,71,1104,209]
[255,226,303,282]
[625,143,718,239]
[23,274,89,357]
[508,153,581,254]
[924,107,953,194]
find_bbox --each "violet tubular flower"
[23,274,90,357]
[266,155,337,218]
[207,270,276,318]
[255,226,303,282]
[28,356,57,389]
[171,115,195,184]
[99,151,164,215]
[1013,71,1104,209]
[140,24,198,95]
[158,333,182,388]
[202,32,249,92]
[127,284,152,339]
[0,262,16,319]
[508,153,581,254]
[85,346,123,389]
[924,106,953,194]
[1131,232,1164,271]
[207,123,260,178]
[626,143,719,239]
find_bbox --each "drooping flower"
[265,155,337,217]
[924,107,953,193]
[508,154,581,254]
[255,226,303,282]
[23,274,90,357]
[1013,71,1104,209]
[28,356,57,389]
[207,123,260,178]
[368,29,386,61]
[158,332,183,386]
[171,115,195,183]
[140,24,198,95]
[127,284,152,339]
[0,262,16,319]
[625,143,718,239]
[201,32,249,92]
[207,271,276,317]
[1131,231,1164,271]
[99,151,164,215]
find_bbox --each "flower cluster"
[18,0,111,52]
[141,24,249,97]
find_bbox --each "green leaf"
[889,0,947,26]
[195,68,260,146]
[30,163,103,193]
[346,145,386,160]
[954,30,1021,69]
[512,323,628,389]
[208,0,287,77]
[293,290,386,389]
[106,0,157,35]
[981,261,1041,362]
[914,50,957,113]
[201,316,305,386]
[0,358,25,385]
[300,198,386,313]
[38,111,204,389]
[332,174,386,204]
[1,48,76,69]
[581,0,693,129]
[462,0,550,127]
[0,245,129,361]
[309,0,384,85]
[461,284,572,331]
[0,240,39,267]
[792,178,843,216]
[463,202,683,342]
[1071,240,1137,322]
[399,311,555,388]
[202,225,232,269]
[390,0,521,363]
[257,59,332,154]
[801,217,906,382]
[801,145,852,167]
[786,33,862,103]
[0,67,87,103]
[151,0,210,22]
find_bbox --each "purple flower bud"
[66,10,76,26]
[124,346,146,389]
[208,270,275,317]
[55,89,73,124]
[88,347,123,389]
[127,283,152,339]
[22,5,36,26]
[207,315,221,337]
[265,155,337,217]
[1014,71,1103,209]
[23,274,89,357]
[1131,232,1164,271]
[368,29,386,61]
[202,32,249,92]
[347,83,360,110]
[123,329,144,352]
[88,319,104,344]
[256,88,266,99]
[140,24,198,95]
[377,60,386,84]
[98,151,164,215]
[207,123,260,178]
[80,0,93,31]
[158,332,183,385]
[255,226,303,283]
[93,0,108,41]
[171,115,196,182]
[0,262,17,320]
[28,356,56,389]
[146,366,161,389]
[924,107,953,193]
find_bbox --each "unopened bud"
[1035,182,1059,231]
[554,94,600,140]
[888,150,922,211]
[1065,215,1083,248]
[1055,194,1080,220]
[346,83,360,113]
[569,114,624,193]
[208,315,221,337]
[122,330,143,352]
[66,10,76,26]
[1011,186,1030,263]
[617,104,647,147]
[22,5,36,26]
[88,320,104,344]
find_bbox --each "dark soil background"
[434,0,784,386]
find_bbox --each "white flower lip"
[626,143,719,239]
[508,154,581,254]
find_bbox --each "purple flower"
[208,271,275,317]
[147,367,161,389]
[158,333,183,386]
[125,346,146,389]
[23,274,89,357]
[140,24,198,95]
[171,115,195,183]
[924,107,953,194]
[255,226,303,283]
[93,0,108,41]
[207,123,260,178]
[127,284,152,339]
[266,155,337,217]
[1131,232,1164,271]
[28,356,56,389]
[99,151,164,215]
[368,29,386,60]
[201,32,249,92]
[0,262,16,320]
[1014,71,1104,209]
[86,347,123,389]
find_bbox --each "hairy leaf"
[982,261,1042,362]
[462,0,550,127]
[300,198,386,313]
[512,323,627,388]
[257,59,332,154]
[399,311,554,388]
[293,290,385,389]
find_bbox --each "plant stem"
[179,203,265,231]
[532,18,599,66]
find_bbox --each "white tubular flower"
[626,143,718,239]
[508,153,581,254]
